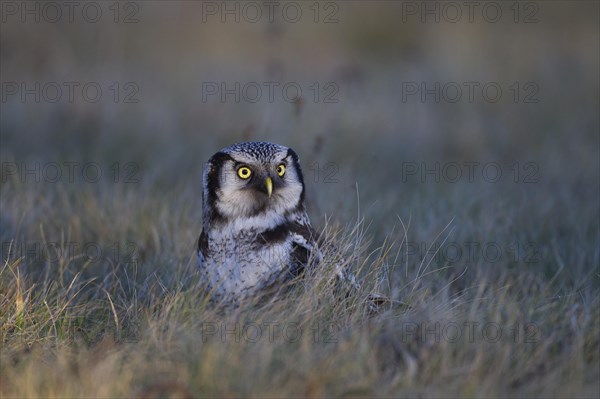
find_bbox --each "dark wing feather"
[197,230,208,267]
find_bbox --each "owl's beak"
[265,177,273,197]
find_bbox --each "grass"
[1,170,598,398]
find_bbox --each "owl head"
[202,142,306,227]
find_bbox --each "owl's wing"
[289,226,318,276]
[197,230,208,268]
[283,212,320,276]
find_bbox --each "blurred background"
[1,1,598,280]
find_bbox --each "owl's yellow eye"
[237,166,252,179]
[276,164,286,177]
